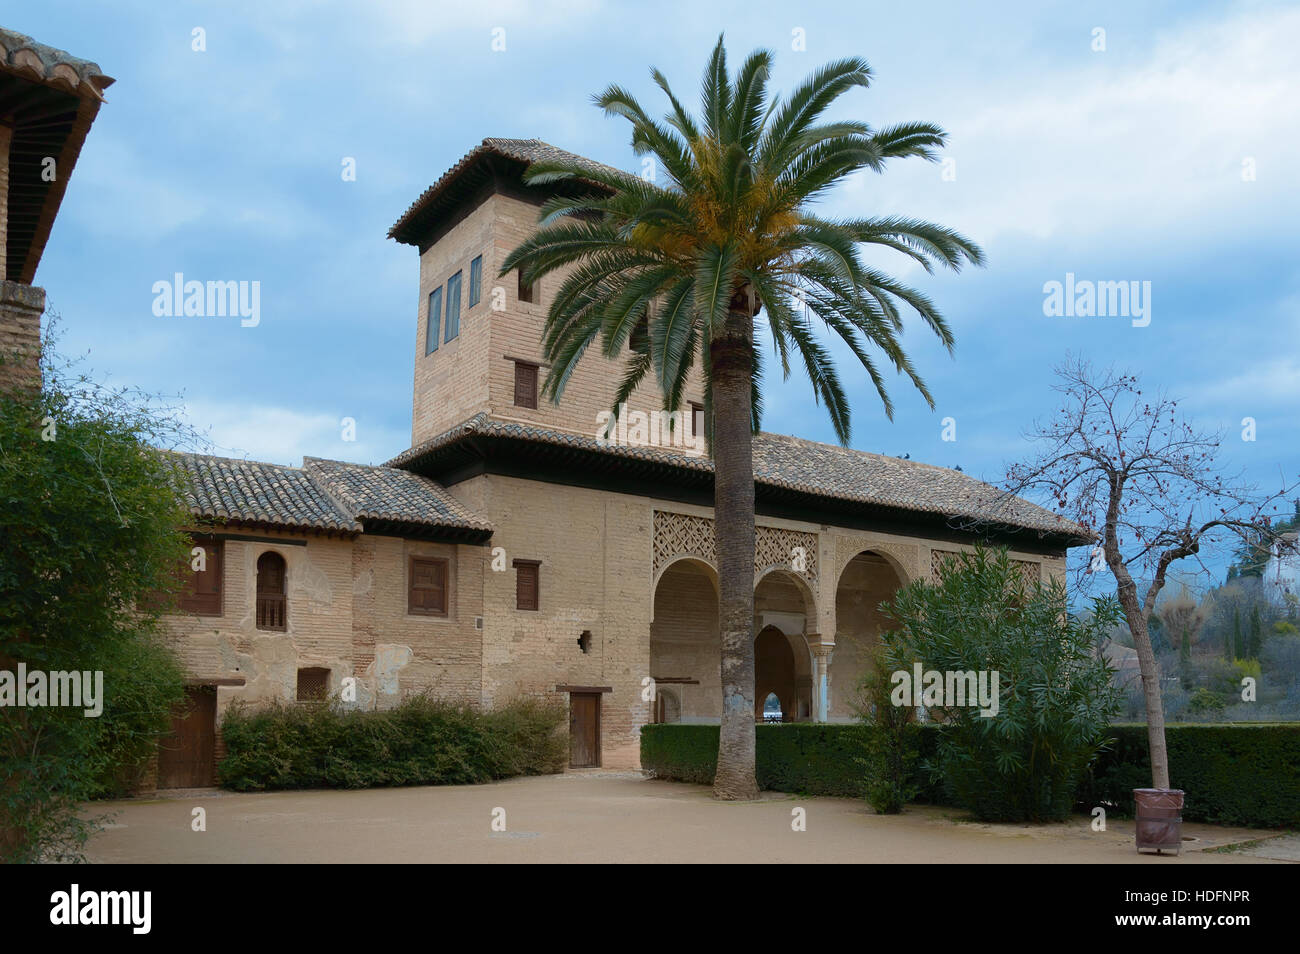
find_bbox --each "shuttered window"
[518,271,536,304]
[426,287,443,354]
[444,271,462,342]
[468,255,482,308]
[513,361,538,409]
[514,560,540,611]
[409,556,449,616]
[180,535,223,616]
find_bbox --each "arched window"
[256,551,287,631]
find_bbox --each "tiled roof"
[0,27,114,100]
[388,137,631,245]
[169,452,490,536]
[303,457,493,532]
[387,414,1089,542]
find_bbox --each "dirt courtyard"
[82,772,1287,864]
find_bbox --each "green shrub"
[856,646,921,813]
[217,694,565,791]
[641,723,943,800]
[1,343,191,862]
[881,547,1122,822]
[1078,724,1300,827]
[1186,687,1226,714]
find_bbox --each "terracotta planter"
[1134,788,1184,855]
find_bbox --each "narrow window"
[518,271,536,304]
[513,361,538,409]
[426,287,443,354]
[256,551,287,631]
[690,401,705,440]
[444,271,462,342]
[180,535,223,616]
[296,667,329,703]
[514,560,540,611]
[409,556,449,616]
[468,255,482,308]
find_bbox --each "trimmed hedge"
[1078,724,1300,828]
[642,722,1300,827]
[219,695,567,791]
[640,723,941,799]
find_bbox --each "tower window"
[426,287,443,354]
[518,271,536,304]
[468,255,483,308]
[513,361,538,409]
[514,559,540,611]
[444,271,462,343]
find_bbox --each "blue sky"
[13,0,1300,583]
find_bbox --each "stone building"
[153,138,1088,786]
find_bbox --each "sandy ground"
[81,772,1288,864]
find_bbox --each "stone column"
[0,280,46,393]
[809,639,834,722]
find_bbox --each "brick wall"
[0,280,44,392]
[412,189,706,446]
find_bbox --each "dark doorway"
[156,685,217,788]
[568,692,601,768]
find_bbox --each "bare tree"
[1006,356,1297,790]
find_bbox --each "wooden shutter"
[180,536,223,616]
[513,362,538,409]
[514,560,540,611]
[409,557,448,615]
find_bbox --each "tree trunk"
[1102,481,1170,790]
[709,297,759,800]
[1120,591,1171,790]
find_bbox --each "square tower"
[389,138,704,447]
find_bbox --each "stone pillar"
[810,639,834,722]
[0,280,45,393]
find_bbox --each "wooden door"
[568,692,601,768]
[157,686,217,788]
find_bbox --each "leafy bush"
[217,694,566,791]
[1,343,190,862]
[880,547,1122,822]
[855,646,921,813]
[1186,687,1226,714]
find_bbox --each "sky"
[10,0,1300,586]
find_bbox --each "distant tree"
[1006,357,1298,791]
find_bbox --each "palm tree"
[500,36,984,799]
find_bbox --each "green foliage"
[498,34,983,445]
[855,646,921,813]
[217,695,567,791]
[1,346,190,862]
[641,722,942,798]
[880,547,1122,822]
[643,722,1300,828]
[1186,687,1226,714]
[1079,724,1300,827]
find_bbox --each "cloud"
[180,401,409,467]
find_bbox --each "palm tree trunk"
[709,297,760,800]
